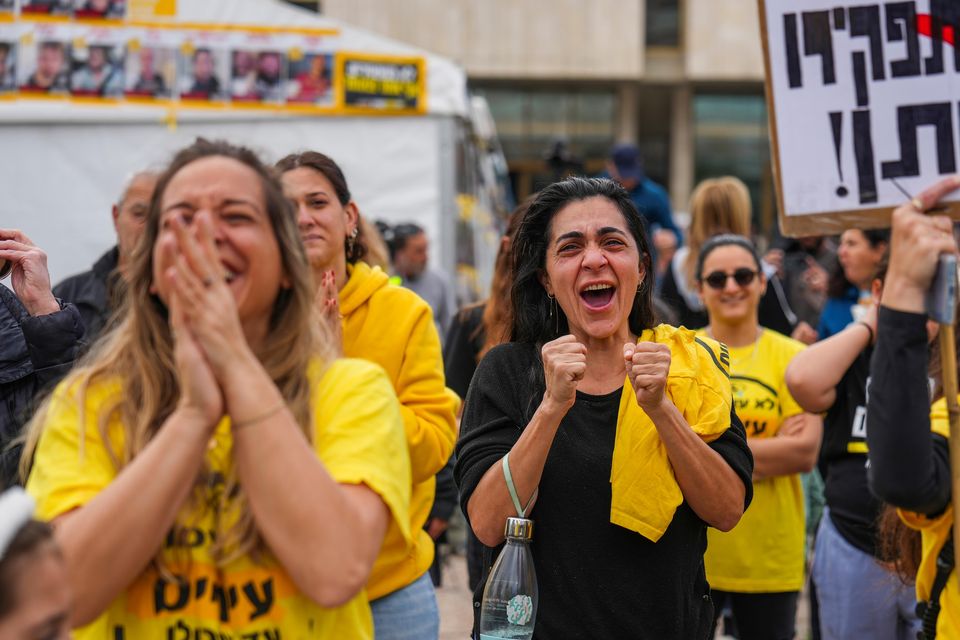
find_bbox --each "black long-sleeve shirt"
[455,342,753,639]
[867,307,951,517]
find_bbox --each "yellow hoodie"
[340,261,460,601]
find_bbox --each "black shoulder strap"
[917,529,954,640]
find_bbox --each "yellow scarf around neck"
[609,325,733,541]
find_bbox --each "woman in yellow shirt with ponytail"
[278,151,458,640]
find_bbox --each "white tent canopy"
[0,0,470,284]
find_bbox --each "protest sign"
[340,52,425,114]
[760,0,960,235]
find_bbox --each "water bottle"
[479,517,538,640]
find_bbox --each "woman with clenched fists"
[454,177,754,639]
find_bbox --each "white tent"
[0,0,479,286]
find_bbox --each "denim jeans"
[812,509,920,640]
[370,571,440,640]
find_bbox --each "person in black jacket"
[54,171,157,342]
[0,229,83,489]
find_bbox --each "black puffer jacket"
[0,285,84,488]
[53,246,120,343]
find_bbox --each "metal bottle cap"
[504,517,534,540]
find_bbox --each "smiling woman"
[19,139,412,639]
[455,177,755,639]
[695,234,822,639]
[277,151,458,640]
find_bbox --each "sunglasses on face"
[701,268,759,290]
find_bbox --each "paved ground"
[435,552,474,639]
[435,551,813,640]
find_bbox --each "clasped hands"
[161,212,254,429]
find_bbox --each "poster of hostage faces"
[0,41,15,93]
[19,40,70,93]
[230,48,286,103]
[125,45,174,98]
[15,0,126,18]
[177,46,229,101]
[70,42,124,97]
[20,0,73,16]
[3,20,422,114]
[286,52,334,105]
[73,0,126,19]
[761,0,960,235]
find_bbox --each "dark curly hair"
[510,176,655,348]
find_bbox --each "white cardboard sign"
[760,0,960,235]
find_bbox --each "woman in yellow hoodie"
[278,151,458,639]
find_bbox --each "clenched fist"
[542,335,587,411]
[623,341,671,412]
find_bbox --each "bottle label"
[506,594,534,625]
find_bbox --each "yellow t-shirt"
[701,329,807,593]
[898,397,959,638]
[26,358,411,640]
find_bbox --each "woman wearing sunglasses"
[659,177,804,340]
[696,234,823,640]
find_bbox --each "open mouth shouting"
[580,282,617,311]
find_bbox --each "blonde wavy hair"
[21,139,333,567]
[681,176,752,291]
